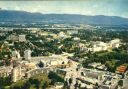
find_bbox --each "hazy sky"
[0,0,128,18]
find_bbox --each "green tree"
[38,61,44,68]
[48,71,64,85]
[69,78,72,85]
[118,80,123,87]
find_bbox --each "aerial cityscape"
[0,0,128,89]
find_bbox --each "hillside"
[0,10,128,25]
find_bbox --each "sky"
[0,0,128,18]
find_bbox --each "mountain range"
[0,10,128,26]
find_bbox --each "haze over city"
[0,0,128,18]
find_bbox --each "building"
[31,54,69,67]
[88,63,102,68]
[0,66,13,77]
[12,50,20,59]
[100,76,118,89]
[19,35,26,42]
[92,41,107,52]
[8,34,18,41]
[116,65,127,74]
[67,30,78,35]
[12,66,21,82]
[25,68,49,78]
[58,32,67,38]
[74,37,80,41]
[78,43,88,51]
[123,79,128,89]
[88,63,107,70]
[81,69,104,84]
[24,50,31,60]
[0,27,13,32]
[91,39,121,52]
[54,82,64,89]
[109,39,120,48]
[22,62,37,70]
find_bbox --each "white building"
[109,39,120,48]
[80,69,105,84]
[0,66,13,77]
[78,43,88,51]
[12,50,21,59]
[73,37,80,41]
[55,82,64,89]
[91,39,121,52]
[12,66,21,82]
[0,27,13,32]
[58,32,67,38]
[8,34,18,41]
[31,54,69,67]
[100,77,118,89]
[92,41,107,52]
[24,50,31,60]
[19,35,26,42]
[67,30,78,35]
[123,79,128,89]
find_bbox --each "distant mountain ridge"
[0,10,128,26]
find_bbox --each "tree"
[118,80,123,87]
[0,76,12,89]
[63,80,68,89]
[22,81,31,89]
[48,71,64,85]
[38,61,44,68]
[81,72,84,76]
[69,78,72,85]
[10,80,26,89]
[74,81,78,89]
[78,84,81,89]
[95,83,99,89]
[42,82,47,89]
